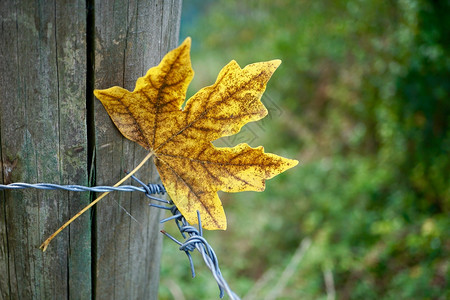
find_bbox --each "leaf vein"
[116,97,151,149]
[156,156,219,227]
[152,45,188,148]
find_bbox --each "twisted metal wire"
[134,176,240,300]
[0,182,165,194]
[0,179,239,299]
[159,209,240,300]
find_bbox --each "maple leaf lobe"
[94,38,194,150]
[179,59,281,143]
[95,38,298,230]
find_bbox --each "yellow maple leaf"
[39,38,298,251]
[93,38,298,230]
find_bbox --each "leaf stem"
[40,151,154,251]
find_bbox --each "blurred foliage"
[159,0,449,299]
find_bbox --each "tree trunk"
[0,0,181,298]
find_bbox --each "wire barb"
[131,175,240,300]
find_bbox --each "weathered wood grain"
[93,1,182,299]
[0,0,182,298]
[0,0,90,298]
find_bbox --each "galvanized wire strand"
[0,182,165,194]
[0,178,240,299]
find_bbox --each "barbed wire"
[0,182,165,194]
[0,179,240,300]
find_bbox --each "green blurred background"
[159,1,449,299]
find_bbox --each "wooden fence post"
[93,1,182,299]
[0,0,182,298]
